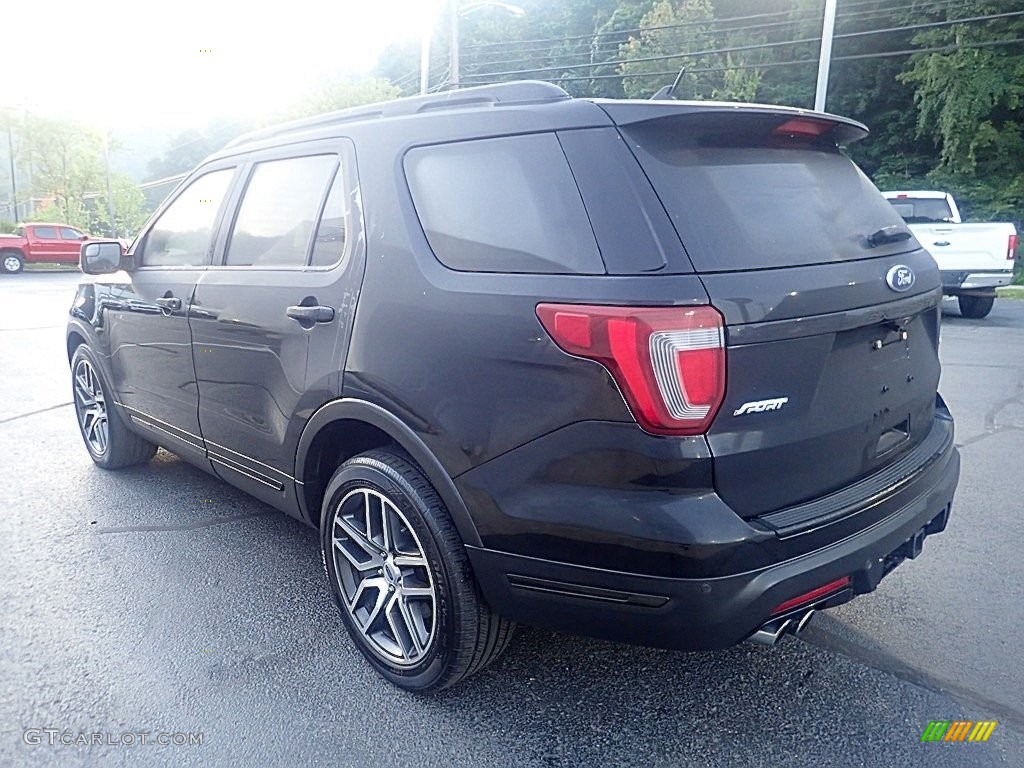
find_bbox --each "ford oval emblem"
[886,265,915,292]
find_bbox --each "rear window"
[405,134,604,274]
[886,197,954,224]
[626,126,911,272]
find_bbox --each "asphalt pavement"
[1,271,1022,767]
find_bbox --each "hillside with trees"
[2,0,1020,260]
[377,0,1023,235]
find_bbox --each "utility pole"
[103,129,116,237]
[814,0,838,112]
[6,117,16,222]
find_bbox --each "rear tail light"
[1009,233,1019,261]
[536,304,726,435]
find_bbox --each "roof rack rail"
[225,80,570,149]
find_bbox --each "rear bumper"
[461,410,959,651]
[941,269,1013,292]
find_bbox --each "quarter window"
[309,170,350,268]
[405,134,604,274]
[225,155,338,268]
[140,169,233,267]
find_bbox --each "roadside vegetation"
[1,0,1020,249]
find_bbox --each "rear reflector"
[1009,233,1019,261]
[771,576,852,616]
[536,304,726,435]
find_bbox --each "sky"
[1,0,445,128]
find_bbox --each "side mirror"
[81,241,126,274]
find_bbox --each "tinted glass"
[887,198,954,224]
[225,155,337,268]
[310,169,349,267]
[33,226,58,239]
[60,227,84,239]
[558,128,689,275]
[627,128,912,272]
[405,133,604,274]
[141,169,233,267]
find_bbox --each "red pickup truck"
[0,223,96,274]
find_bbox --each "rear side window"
[626,125,911,272]
[405,134,604,274]
[33,226,58,239]
[309,171,350,267]
[887,197,953,224]
[225,155,338,268]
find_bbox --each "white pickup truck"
[882,190,1018,318]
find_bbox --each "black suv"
[68,81,960,692]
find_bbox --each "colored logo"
[920,721,997,742]
[886,264,916,292]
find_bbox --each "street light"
[420,1,525,94]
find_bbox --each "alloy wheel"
[73,358,109,455]
[330,488,437,666]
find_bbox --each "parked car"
[67,81,960,692]
[0,223,97,274]
[881,190,1018,318]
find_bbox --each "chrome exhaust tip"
[794,608,816,634]
[747,618,792,646]
[747,608,816,646]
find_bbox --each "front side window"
[140,169,233,268]
[60,227,84,240]
[404,133,604,274]
[225,155,338,268]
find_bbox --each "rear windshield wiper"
[867,225,912,248]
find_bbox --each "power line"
[462,3,810,51]
[464,0,979,70]
[466,36,1024,86]
[462,10,1024,82]
[459,0,993,52]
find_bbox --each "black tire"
[70,344,157,469]
[320,448,514,692]
[958,294,995,319]
[1,251,25,274]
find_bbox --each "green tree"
[619,0,718,98]
[894,1,1024,227]
[19,116,104,228]
[8,115,149,236]
[91,174,151,239]
[899,1,1024,175]
[278,77,401,121]
[146,118,252,181]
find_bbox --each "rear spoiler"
[592,99,869,145]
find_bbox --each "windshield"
[625,127,913,271]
